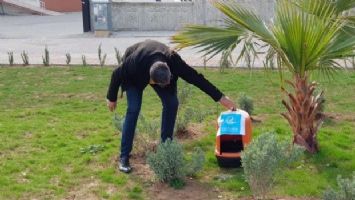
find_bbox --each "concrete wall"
[1,2,38,15]
[12,0,40,7]
[43,0,81,12]
[101,0,275,31]
[111,2,194,31]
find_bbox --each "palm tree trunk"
[281,74,325,153]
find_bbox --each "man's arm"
[169,51,223,101]
[106,67,122,111]
[169,51,236,110]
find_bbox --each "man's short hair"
[150,61,171,86]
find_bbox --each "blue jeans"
[120,85,179,159]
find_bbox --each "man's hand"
[219,96,237,111]
[107,100,117,112]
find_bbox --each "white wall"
[11,0,41,7]
[93,0,275,31]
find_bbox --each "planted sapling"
[82,55,87,67]
[98,44,107,67]
[21,51,29,66]
[8,51,14,66]
[42,46,50,66]
[66,53,71,65]
[114,47,123,66]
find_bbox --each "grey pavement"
[0,12,263,67]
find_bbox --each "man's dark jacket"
[106,40,223,102]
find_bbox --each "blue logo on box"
[220,113,242,135]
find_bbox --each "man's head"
[150,61,171,87]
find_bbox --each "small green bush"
[185,147,205,177]
[147,140,205,188]
[175,82,209,136]
[175,107,209,136]
[241,132,303,199]
[177,81,192,105]
[134,115,159,157]
[169,178,185,189]
[113,114,159,157]
[147,139,185,186]
[323,173,355,200]
[137,114,159,136]
[238,93,254,115]
[175,107,193,135]
[175,82,193,136]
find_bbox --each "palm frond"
[172,0,354,77]
[322,34,355,60]
[171,25,242,59]
[333,0,355,13]
[296,0,354,16]
[213,1,278,46]
[213,1,293,69]
[235,35,261,69]
[295,0,337,18]
[219,48,234,72]
[339,15,355,35]
[273,0,342,76]
[313,60,343,80]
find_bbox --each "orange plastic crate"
[215,110,252,167]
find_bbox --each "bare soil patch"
[236,197,319,200]
[130,155,155,183]
[63,179,101,200]
[147,179,220,200]
[63,178,118,200]
[176,123,210,141]
[130,154,223,200]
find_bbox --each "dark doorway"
[82,0,91,32]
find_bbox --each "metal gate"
[82,0,91,32]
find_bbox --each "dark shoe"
[119,157,132,173]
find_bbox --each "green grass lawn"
[0,66,354,200]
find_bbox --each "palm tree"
[172,0,355,153]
